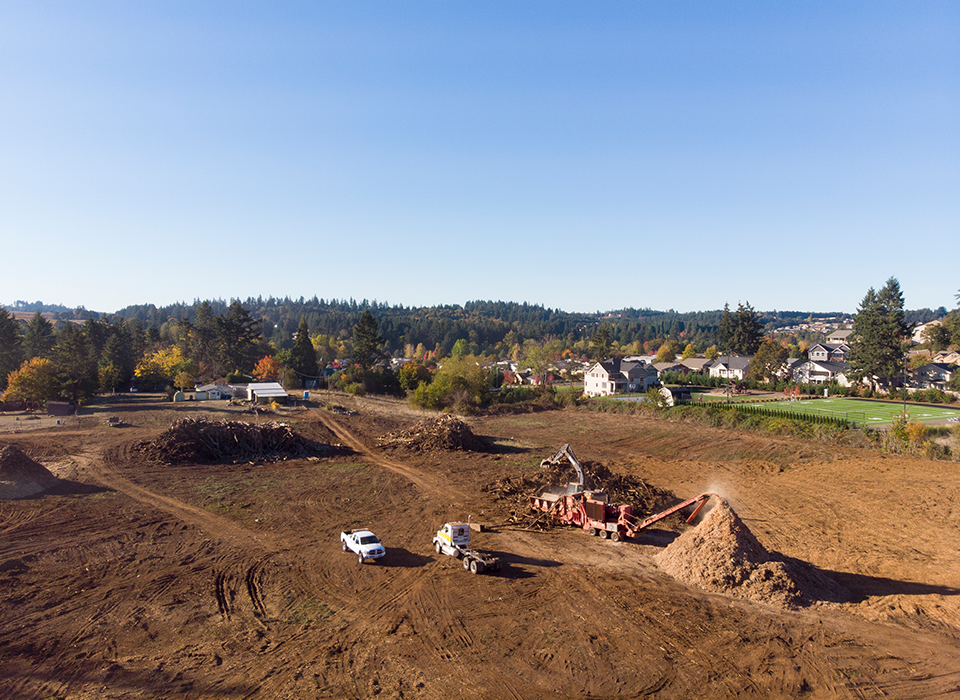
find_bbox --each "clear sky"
[2,2,957,315]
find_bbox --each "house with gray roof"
[583,358,660,397]
[708,356,752,381]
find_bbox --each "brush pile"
[485,459,676,529]
[656,498,846,608]
[136,417,327,464]
[0,445,60,499]
[376,415,487,452]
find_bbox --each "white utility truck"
[341,529,386,564]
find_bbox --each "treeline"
[107,297,873,358]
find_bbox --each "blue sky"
[2,2,957,315]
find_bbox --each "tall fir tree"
[850,277,909,390]
[290,317,319,387]
[352,310,385,370]
[0,309,24,390]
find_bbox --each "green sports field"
[740,397,960,428]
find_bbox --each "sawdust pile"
[0,445,60,499]
[484,459,676,529]
[135,418,327,464]
[376,415,487,452]
[656,498,846,608]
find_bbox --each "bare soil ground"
[1,392,959,699]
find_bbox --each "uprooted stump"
[484,459,677,530]
[376,415,487,452]
[656,498,847,608]
[135,417,332,464]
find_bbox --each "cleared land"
[1,394,960,699]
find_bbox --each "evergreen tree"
[216,301,263,374]
[590,324,612,360]
[53,323,98,402]
[732,302,763,355]
[23,311,55,359]
[718,303,734,353]
[0,309,24,390]
[352,310,385,370]
[850,277,909,390]
[289,317,319,386]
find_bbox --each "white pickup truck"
[341,529,386,564]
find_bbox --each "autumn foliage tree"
[253,355,282,381]
[2,357,59,405]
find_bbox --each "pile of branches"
[484,458,676,529]
[136,417,329,464]
[376,414,487,452]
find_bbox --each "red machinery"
[529,487,713,541]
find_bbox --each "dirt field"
[2,393,959,699]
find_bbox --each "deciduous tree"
[746,339,787,383]
[2,357,59,405]
[253,355,282,381]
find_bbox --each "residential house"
[708,356,752,381]
[653,362,689,377]
[194,383,232,401]
[791,360,852,386]
[583,358,659,397]
[826,329,853,344]
[807,342,851,363]
[911,363,956,391]
[680,357,713,374]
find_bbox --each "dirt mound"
[376,414,487,452]
[135,418,329,464]
[484,459,677,528]
[0,445,60,499]
[656,498,846,608]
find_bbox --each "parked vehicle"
[340,529,386,564]
[432,522,501,575]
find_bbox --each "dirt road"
[1,395,959,699]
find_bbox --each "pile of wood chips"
[655,498,847,608]
[135,417,328,464]
[376,414,487,452]
[485,458,677,529]
[0,445,60,499]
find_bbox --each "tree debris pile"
[656,498,846,608]
[136,418,330,464]
[376,415,487,452]
[484,459,676,529]
[0,445,60,499]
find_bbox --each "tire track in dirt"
[313,410,452,497]
[74,450,276,551]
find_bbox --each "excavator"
[530,444,713,542]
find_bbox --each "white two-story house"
[583,358,660,397]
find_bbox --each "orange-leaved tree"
[253,355,281,381]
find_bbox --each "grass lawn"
[736,396,960,428]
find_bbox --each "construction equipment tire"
[471,560,484,575]
[342,542,348,552]
[435,541,442,554]
[463,556,472,570]
[611,531,621,542]
[599,529,609,539]
[588,527,597,537]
